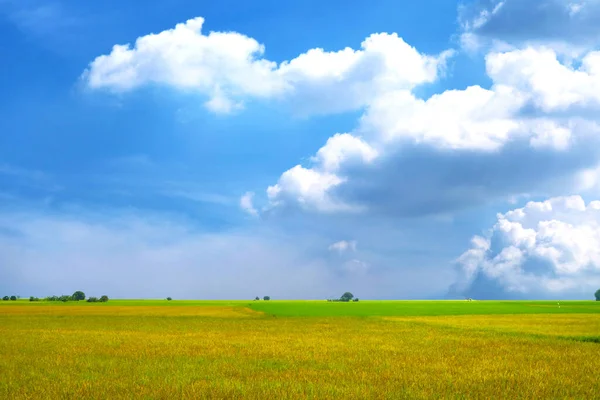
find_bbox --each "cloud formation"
[84,16,600,219]
[265,45,600,215]
[78,12,600,300]
[459,0,600,51]
[451,196,600,299]
[83,17,450,114]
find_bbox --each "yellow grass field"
[1,301,599,399]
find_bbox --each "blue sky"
[2,0,600,300]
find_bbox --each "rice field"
[1,300,599,399]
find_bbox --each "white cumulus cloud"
[84,15,600,220]
[452,195,600,298]
[264,44,600,214]
[83,17,450,115]
[313,133,379,172]
[266,165,360,213]
[84,17,286,113]
[486,47,600,112]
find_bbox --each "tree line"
[327,292,359,302]
[4,289,598,301]
[2,291,108,303]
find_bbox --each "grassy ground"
[250,299,600,317]
[4,299,598,316]
[1,300,599,399]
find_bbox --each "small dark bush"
[2,296,8,301]
[10,295,17,301]
[167,297,172,301]
[59,295,71,302]
[254,296,260,301]
[263,296,270,301]
[100,295,109,302]
[29,296,40,302]
[87,297,99,303]
[353,298,359,302]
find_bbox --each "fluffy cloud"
[85,15,600,221]
[358,85,526,151]
[276,34,451,115]
[266,165,355,213]
[486,48,600,112]
[313,134,379,171]
[265,45,600,215]
[84,17,285,112]
[460,0,600,52]
[451,196,600,299]
[84,17,449,114]
[577,164,600,193]
[267,134,378,212]
[240,192,258,216]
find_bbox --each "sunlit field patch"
[385,314,600,338]
[248,299,600,317]
[1,301,599,399]
[0,305,262,317]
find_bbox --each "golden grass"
[0,305,262,318]
[385,313,600,337]
[1,306,599,399]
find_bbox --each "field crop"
[1,300,599,399]
[248,299,600,317]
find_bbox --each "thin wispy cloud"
[0,208,450,299]
[329,240,357,254]
[2,0,82,37]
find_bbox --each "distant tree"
[353,298,359,302]
[10,295,17,301]
[100,295,109,303]
[2,296,8,301]
[263,296,270,301]
[46,295,59,301]
[59,295,71,302]
[72,291,86,301]
[595,289,600,301]
[29,296,40,302]
[87,297,98,303]
[340,292,354,302]
[254,296,260,301]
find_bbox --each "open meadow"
[1,300,599,399]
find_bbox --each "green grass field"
[1,300,599,399]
